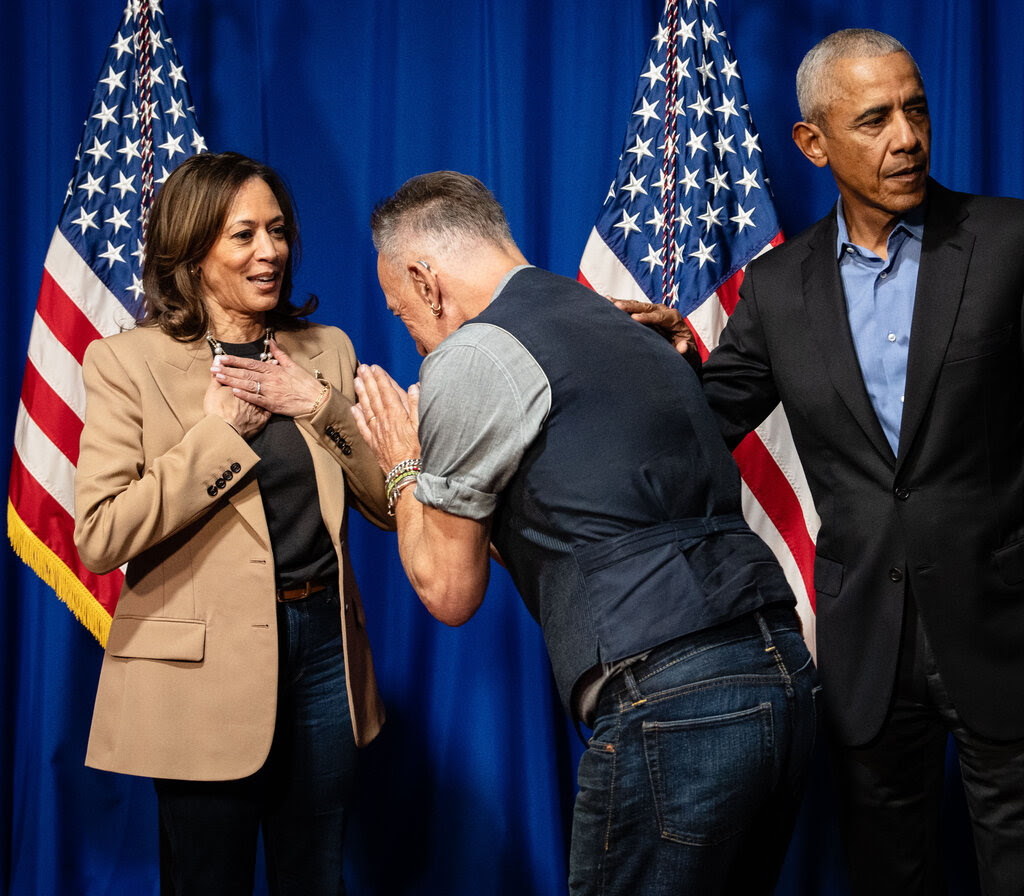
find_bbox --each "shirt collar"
[490,264,533,303]
[835,199,925,261]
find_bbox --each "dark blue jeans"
[568,605,820,895]
[155,583,357,896]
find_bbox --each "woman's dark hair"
[139,151,317,340]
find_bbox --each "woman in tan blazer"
[74,152,391,895]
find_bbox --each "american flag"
[7,0,206,645]
[578,0,820,643]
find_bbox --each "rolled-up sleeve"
[415,323,550,520]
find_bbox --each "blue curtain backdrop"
[3,1,1023,893]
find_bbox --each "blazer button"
[216,477,226,489]
[341,442,352,456]
[326,425,337,437]
[207,484,218,497]
[230,462,242,473]
[894,487,910,500]
[888,567,904,582]
[223,470,233,481]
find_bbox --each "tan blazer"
[74,323,391,781]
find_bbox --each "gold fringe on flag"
[7,499,111,647]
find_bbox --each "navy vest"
[472,268,794,717]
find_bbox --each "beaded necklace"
[205,327,274,361]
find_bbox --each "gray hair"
[370,171,515,262]
[796,29,919,126]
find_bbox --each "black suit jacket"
[703,180,1024,745]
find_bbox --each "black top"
[218,338,338,589]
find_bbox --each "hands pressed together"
[351,364,421,475]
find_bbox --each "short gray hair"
[370,171,515,262]
[796,29,919,126]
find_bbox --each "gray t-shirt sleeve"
[415,322,550,520]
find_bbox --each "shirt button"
[888,333,896,342]
[880,271,887,279]
[888,567,904,582]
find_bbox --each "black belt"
[276,582,328,602]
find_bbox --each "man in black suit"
[620,27,1024,895]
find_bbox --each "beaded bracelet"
[385,458,422,486]
[387,473,419,515]
[387,468,419,496]
[385,458,422,516]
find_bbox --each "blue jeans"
[155,582,357,896]
[568,605,820,895]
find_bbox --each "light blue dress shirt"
[836,201,925,455]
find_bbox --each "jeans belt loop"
[754,610,775,651]
[755,609,795,694]
[622,666,646,707]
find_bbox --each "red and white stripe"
[9,229,130,637]
[579,228,820,653]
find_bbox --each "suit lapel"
[801,212,895,463]
[897,184,972,471]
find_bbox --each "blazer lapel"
[801,211,895,463]
[897,184,972,472]
[146,336,210,434]
[146,335,273,549]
